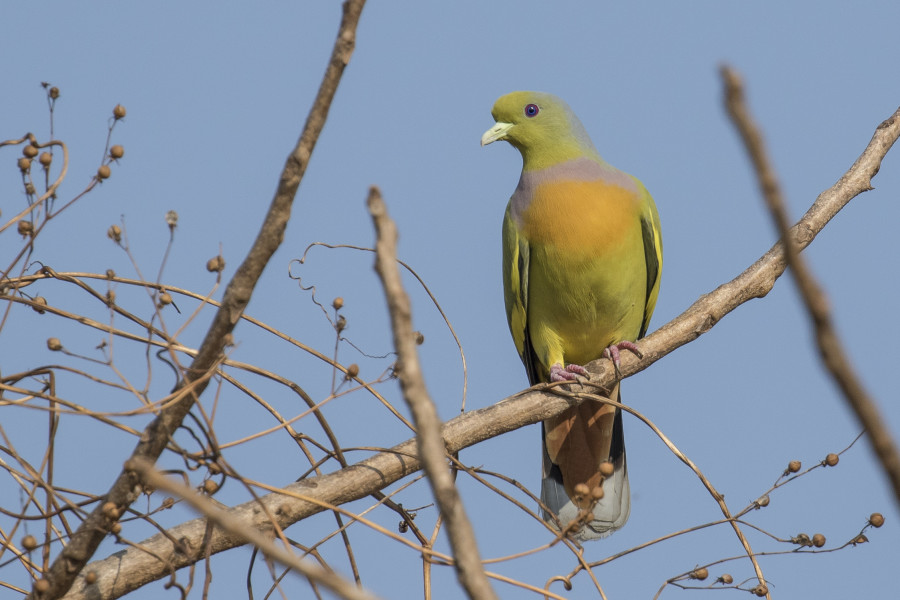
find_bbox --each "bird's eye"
[524,104,540,118]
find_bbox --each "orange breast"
[520,179,641,255]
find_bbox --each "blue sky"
[2,2,899,599]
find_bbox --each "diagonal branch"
[34,2,367,598]
[130,459,381,600]
[721,65,900,509]
[368,186,498,600]
[61,104,900,600]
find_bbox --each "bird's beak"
[481,122,513,147]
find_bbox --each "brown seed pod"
[690,567,708,581]
[113,104,127,119]
[17,157,32,172]
[346,363,360,379]
[106,269,116,279]
[854,534,868,545]
[869,512,885,528]
[590,486,604,501]
[717,573,734,585]
[107,224,122,242]
[22,534,38,551]
[332,296,344,310]
[102,501,119,519]
[812,533,826,547]
[203,479,219,495]
[599,461,615,478]
[18,220,34,237]
[573,483,589,499]
[39,152,52,167]
[110,522,122,535]
[47,338,62,351]
[206,255,225,272]
[110,144,124,159]
[415,331,425,345]
[752,584,769,597]
[34,579,50,593]
[49,87,60,99]
[97,164,111,179]
[84,571,98,584]
[756,494,770,508]
[159,291,173,306]
[824,453,839,467]
[32,296,47,314]
[787,460,801,473]
[162,497,175,509]
[23,145,38,158]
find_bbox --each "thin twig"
[368,186,498,600]
[721,64,900,510]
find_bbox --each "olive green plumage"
[482,91,662,540]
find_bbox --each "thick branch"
[722,65,900,509]
[130,459,381,600]
[368,187,498,600]
[62,106,900,600]
[35,2,366,599]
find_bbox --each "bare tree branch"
[33,2,367,598]
[721,65,900,510]
[128,458,381,600]
[60,104,899,600]
[367,186,498,600]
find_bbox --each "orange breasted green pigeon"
[481,91,662,540]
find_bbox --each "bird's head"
[481,91,600,170]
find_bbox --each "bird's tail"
[540,385,630,541]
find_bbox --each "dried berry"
[18,220,34,237]
[39,152,52,167]
[47,338,62,351]
[812,533,826,547]
[332,297,344,310]
[97,164,111,180]
[107,224,122,242]
[690,568,708,581]
[22,534,38,551]
[113,104,127,119]
[206,255,225,272]
[787,460,801,473]
[869,513,885,528]
[109,144,124,159]
[824,453,839,467]
[23,145,38,158]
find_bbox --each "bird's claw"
[603,341,643,377]
[550,363,589,382]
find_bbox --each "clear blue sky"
[2,2,899,599]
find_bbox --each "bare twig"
[33,2,366,598]
[721,65,900,510]
[129,459,381,600]
[368,186,497,600]
[59,104,900,600]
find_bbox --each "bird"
[481,91,662,541]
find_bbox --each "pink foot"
[603,341,643,376]
[550,363,589,382]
